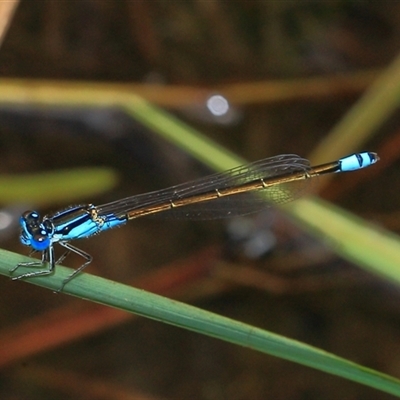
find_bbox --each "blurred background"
[0,1,399,399]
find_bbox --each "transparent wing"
[98,154,313,220]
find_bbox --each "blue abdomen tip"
[339,152,379,172]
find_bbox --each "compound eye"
[19,210,52,250]
[22,210,40,223]
[31,232,51,251]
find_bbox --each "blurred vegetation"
[0,1,400,400]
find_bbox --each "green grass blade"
[1,248,400,396]
[286,197,400,284]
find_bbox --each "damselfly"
[11,151,379,290]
